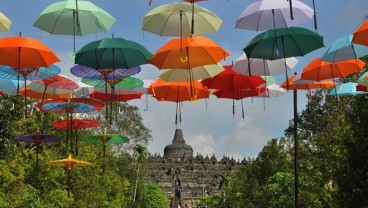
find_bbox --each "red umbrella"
[33,75,78,101]
[352,20,368,47]
[53,119,100,155]
[91,90,143,102]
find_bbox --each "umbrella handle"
[180,56,188,63]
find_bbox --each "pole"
[293,89,298,208]
[67,169,71,198]
[103,144,106,173]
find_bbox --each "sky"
[1,0,368,159]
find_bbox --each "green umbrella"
[142,2,222,37]
[81,133,129,172]
[33,0,115,53]
[243,27,324,60]
[75,37,152,69]
[243,27,324,85]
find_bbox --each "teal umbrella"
[33,0,115,54]
[322,35,368,62]
[75,37,152,69]
[328,82,367,96]
[243,27,324,85]
[81,133,129,172]
[243,27,324,60]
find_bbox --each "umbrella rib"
[51,9,73,35]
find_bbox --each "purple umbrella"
[13,133,61,172]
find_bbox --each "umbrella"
[75,37,152,69]
[91,90,143,102]
[359,71,368,87]
[328,82,367,96]
[82,77,144,123]
[300,57,365,81]
[322,35,368,62]
[236,0,313,31]
[148,78,210,125]
[0,12,11,32]
[31,75,78,101]
[70,64,141,79]
[34,0,115,54]
[20,85,71,100]
[150,36,229,69]
[0,65,61,117]
[357,83,368,92]
[243,27,324,85]
[47,154,93,198]
[233,53,298,76]
[159,64,224,82]
[53,119,100,155]
[352,20,368,47]
[142,2,222,37]
[81,133,129,172]
[13,133,61,172]
[0,79,23,95]
[38,98,104,153]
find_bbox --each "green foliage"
[138,182,169,208]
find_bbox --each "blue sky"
[2,0,368,159]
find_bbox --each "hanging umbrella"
[53,119,100,155]
[81,133,129,172]
[0,79,23,95]
[70,64,141,79]
[150,36,229,69]
[19,84,71,100]
[260,76,278,87]
[82,77,144,123]
[142,2,222,37]
[75,37,152,69]
[91,90,143,102]
[31,75,78,101]
[13,133,61,172]
[328,82,367,96]
[38,98,104,153]
[159,64,224,82]
[257,84,286,98]
[34,0,115,54]
[322,35,368,62]
[358,71,368,87]
[47,154,93,198]
[233,53,298,76]
[0,12,11,32]
[0,65,61,117]
[300,57,365,81]
[148,78,209,125]
[352,20,368,47]
[236,0,313,31]
[356,83,368,92]
[243,27,324,85]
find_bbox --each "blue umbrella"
[328,82,367,96]
[322,35,368,62]
[0,79,24,95]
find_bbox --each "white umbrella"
[257,84,286,98]
[159,64,224,82]
[233,53,298,76]
[235,0,313,31]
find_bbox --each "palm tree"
[133,144,148,203]
[219,173,230,204]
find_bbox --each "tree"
[133,144,148,203]
[139,182,169,208]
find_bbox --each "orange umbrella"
[20,87,70,100]
[281,73,335,90]
[150,36,229,69]
[300,57,365,81]
[352,20,368,47]
[0,35,60,69]
[148,78,209,125]
[47,154,93,198]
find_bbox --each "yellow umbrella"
[0,12,11,32]
[47,154,93,198]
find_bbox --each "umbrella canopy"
[236,0,313,31]
[0,35,60,69]
[75,37,152,69]
[159,64,224,82]
[53,119,100,130]
[201,65,265,91]
[243,27,324,60]
[0,79,23,95]
[300,57,365,81]
[47,154,93,197]
[0,12,11,32]
[357,83,368,92]
[70,64,141,79]
[148,78,210,102]
[82,134,129,146]
[322,35,368,62]
[0,65,61,80]
[20,85,71,100]
[213,88,265,100]
[33,0,115,36]
[281,73,335,90]
[233,53,298,76]
[142,2,222,36]
[150,36,229,69]
[328,82,367,96]
[257,84,286,98]
[359,71,368,87]
[91,90,143,102]
[81,77,144,89]
[38,98,104,114]
[33,75,78,90]
[352,20,368,47]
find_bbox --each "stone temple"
[146,129,240,208]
